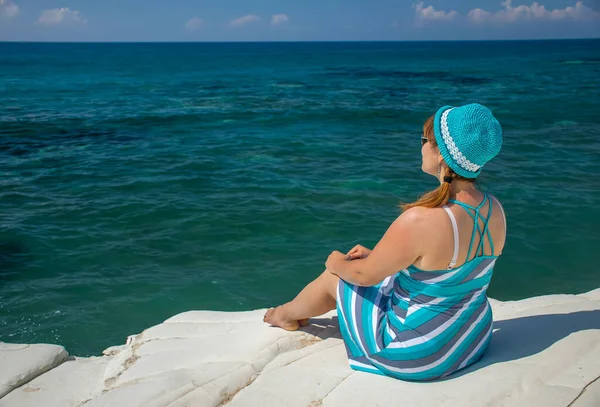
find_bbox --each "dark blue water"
[1,40,599,356]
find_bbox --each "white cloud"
[414,1,459,22]
[37,8,87,25]
[0,0,19,18]
[228,14,260,27]
[467,1,600,23]
[467,8,494,23]
[185,17,203,31]
[271,14,289,26]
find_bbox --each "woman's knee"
[322,269,339,301]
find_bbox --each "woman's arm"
[326,208,426,286]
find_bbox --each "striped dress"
[336,194,505,381]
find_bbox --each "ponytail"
[401,167,454,211]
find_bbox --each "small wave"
[238,153,283,164]
[272,82,305,88]
[320,67,491,85]
[559,58,600,65]
[0,123,140,157]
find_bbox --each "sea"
[1,39,599,356]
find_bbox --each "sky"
[0,0,599,42]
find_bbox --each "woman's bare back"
[412,191,506,271]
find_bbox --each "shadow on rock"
[448,310,600,380]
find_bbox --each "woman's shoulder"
[400,205,448,219]
[485,193,507,228]
[487,193,506,210]
[397,205,450,233]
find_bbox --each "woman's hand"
[346,244,372,260]
[325,250,348,273]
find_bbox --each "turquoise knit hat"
[433,103,502,179]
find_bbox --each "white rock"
[0,343,68,398]
[0,356,109,407]
[570,377,600,407]
[163,309,267,324]
[227,343,352,407]
[582,288,600,301]
[1,288,598,407]
[102,345,127,356]
[84,369,198,407]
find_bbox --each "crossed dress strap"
[443,193,505,268]
[447,194,495,260]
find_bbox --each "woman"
[264,103,506,381]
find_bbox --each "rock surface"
[0,343,68,398]
[1,288,599,407]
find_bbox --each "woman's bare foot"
[263,306,300,331]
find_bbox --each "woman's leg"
[263,269,339,331]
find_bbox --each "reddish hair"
[401,115,475,211]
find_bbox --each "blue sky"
[1,1,599,41]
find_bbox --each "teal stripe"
[376,308,492,381]
[402,297,460,329]
[383,298,487,359]
[408,277,492,298]
[401,308,492,380]
[459,319,493,369]
[391,293,409,311]
[339,282,363,357]
[337,301,363,357]
[399,263,489,291]
[382,320,394,346]
[345,284,364,354]
[400,257,486,288]
[362,288,377,354]
[387,310,407,333]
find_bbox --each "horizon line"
[1,37,599,44]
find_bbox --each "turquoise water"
[1,40,599,356]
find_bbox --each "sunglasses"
[421,134,429,146]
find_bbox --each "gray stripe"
[351,286,370,354]
[339,282,363,352]
[459,258,495,284]
[370,300,489,370]
[391,303,407,321]
[385,320,420,344]
[445,309,492,374]
[408,264,473,284]
[392,279,412,300]
[390,289,481,343]
[343,281,394,356]
[350,354,374,367]
[374,293,388,351]
[412,293,439,305]
[389,287,408,322]
[407,270,449,282]
[340,334,354,359]
[337,281,350,312]
[380,275,396,297]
